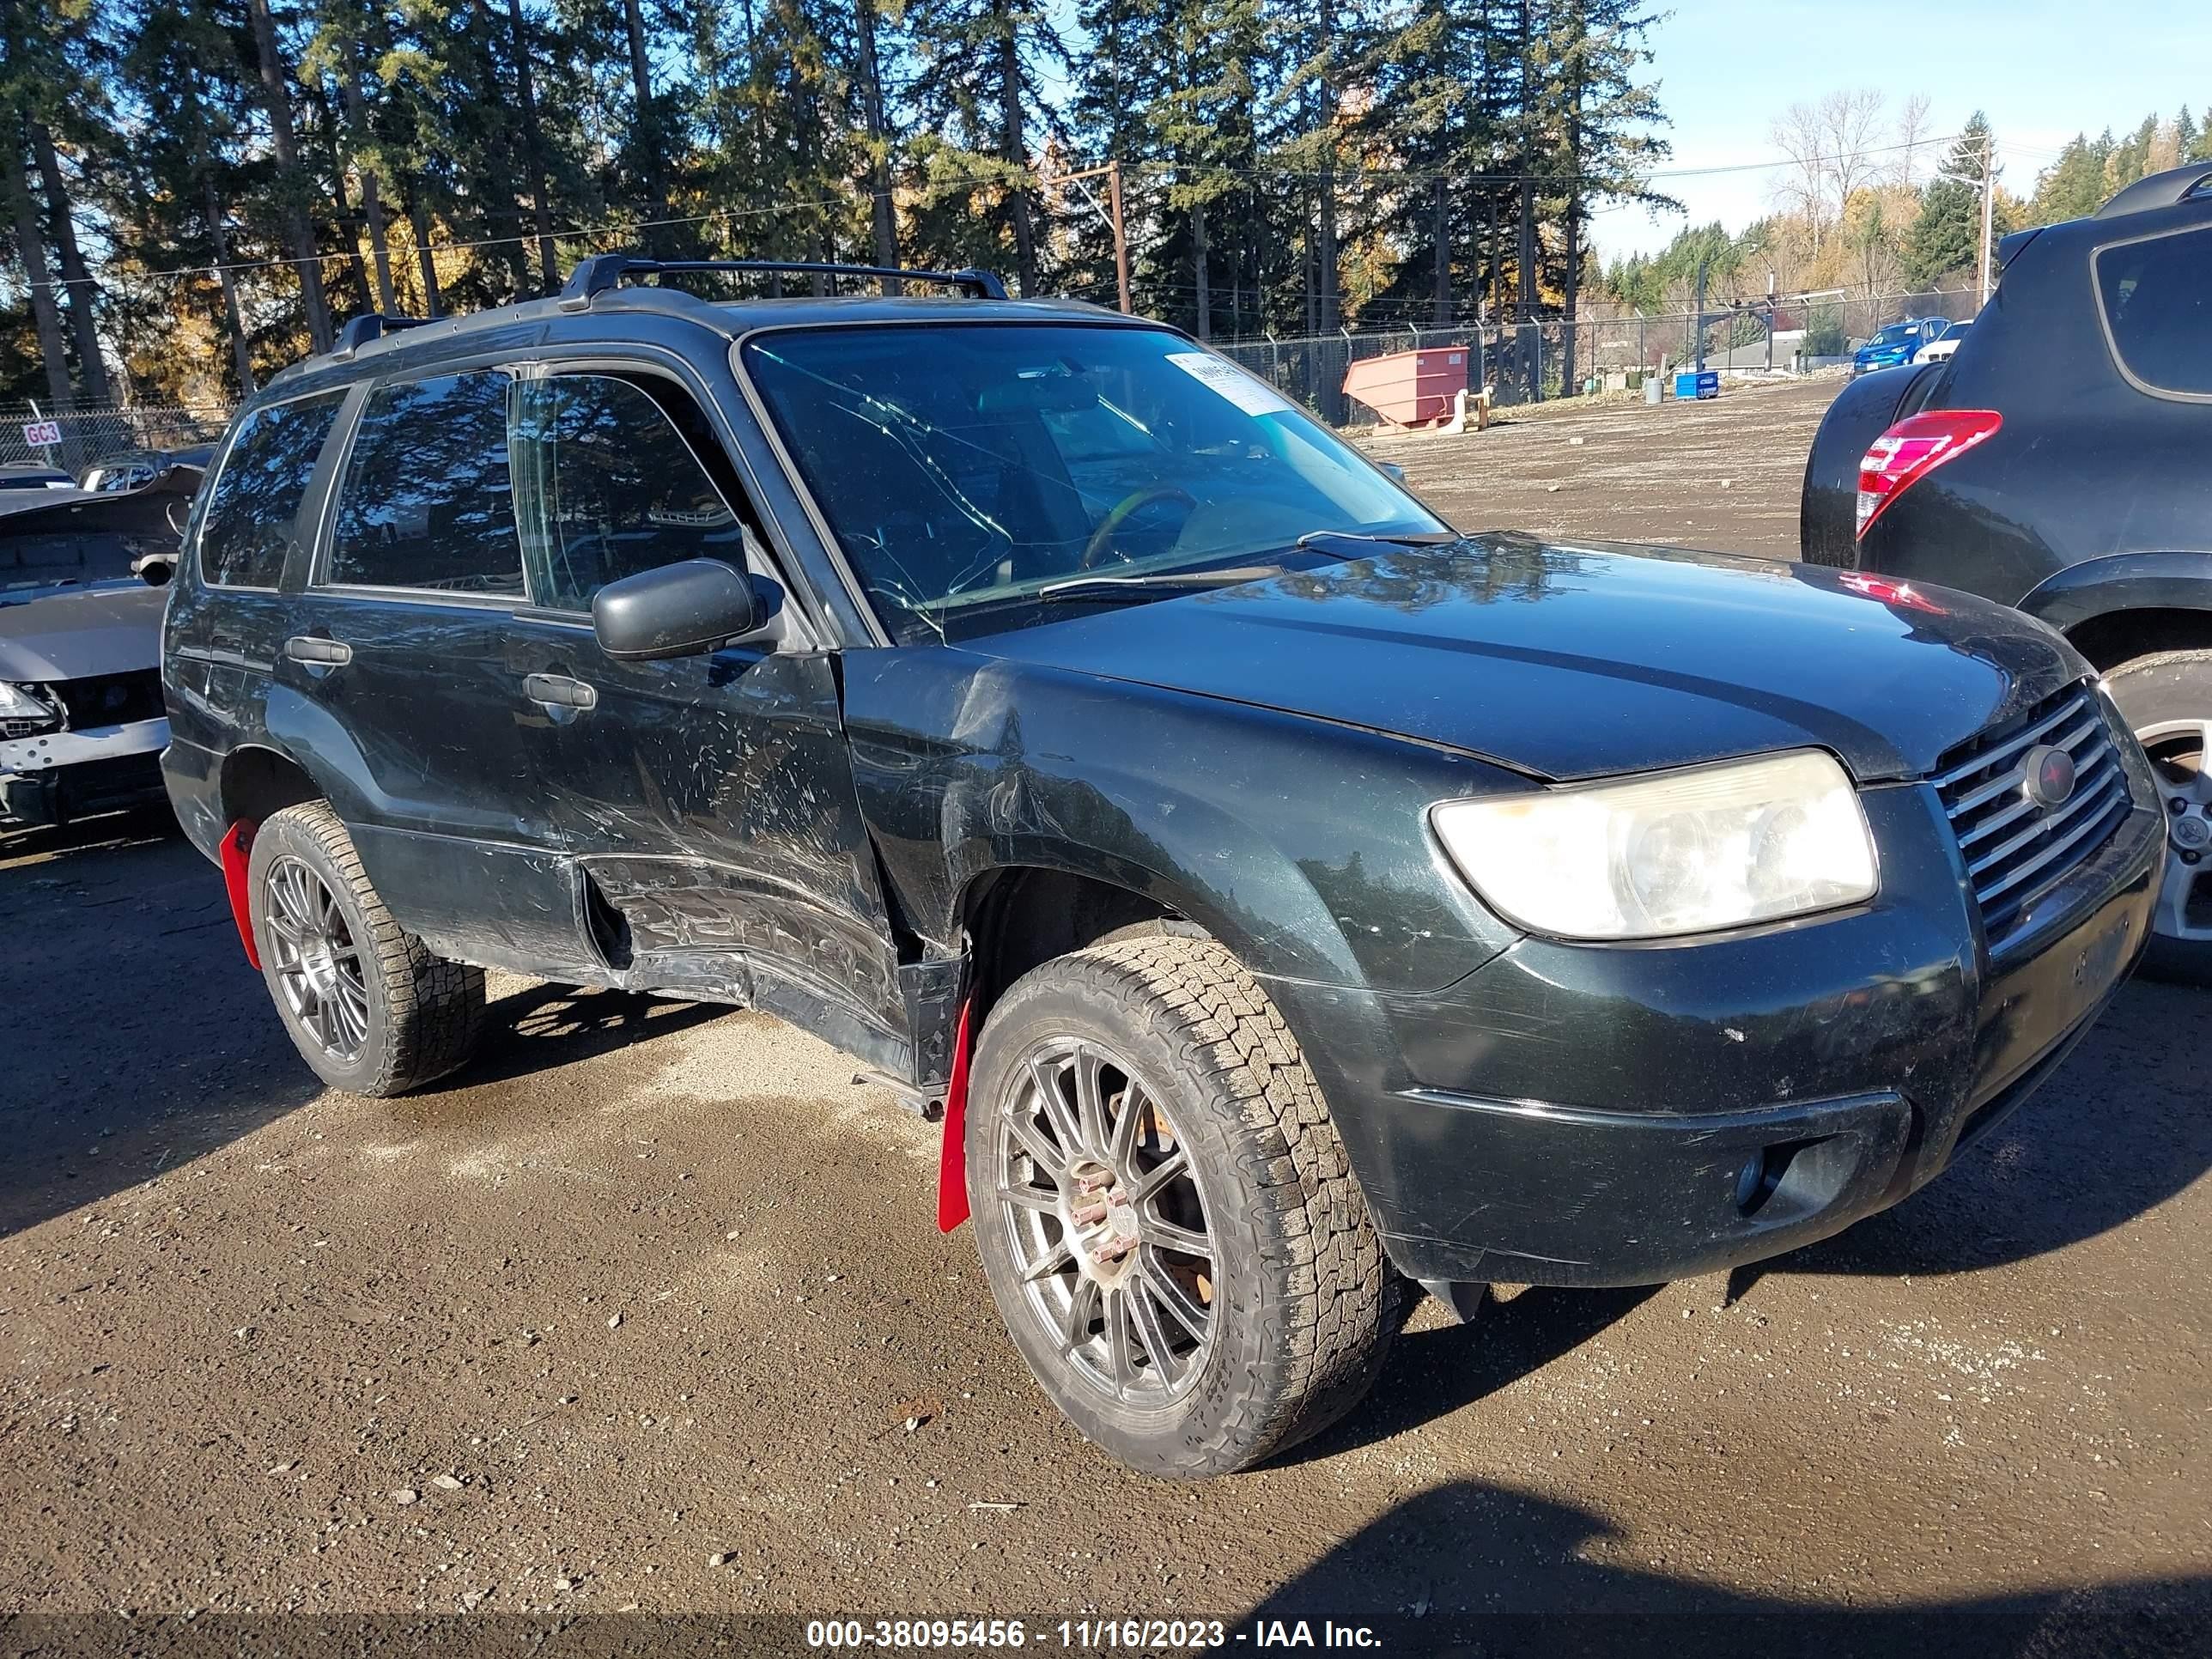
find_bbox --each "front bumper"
[1269,776,2166,1287]
[0,718,171,826]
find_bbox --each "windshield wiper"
[1295,528,1462,552]
[1036,565,1284,605]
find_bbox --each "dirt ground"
[4,385,2209,1654]
[1361,374,1838,556]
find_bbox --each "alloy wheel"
[262,854,372,1061]
[992,1038,1217,1405]
[2140,717,2212,945]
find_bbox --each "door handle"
[283,635,352,666]
[522,672,599,712]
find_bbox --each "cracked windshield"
[742,324,1448,641]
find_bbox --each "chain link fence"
[1,283,1987,467]
[1216,284,1986,427]
[0,404,234,479]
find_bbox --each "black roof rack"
[331,313,433,359]
[558,255,1009,311]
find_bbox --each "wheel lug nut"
[2173,798,2191,815]
[2184,849,2203,866]
[1072,1202,1107,1226]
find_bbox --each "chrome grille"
[1932,681,2134,954]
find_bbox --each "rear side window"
[198,392,347,586]
[327,372,523,594]
[2095,225,2212,398]
[509,374,745,612]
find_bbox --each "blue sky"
[1586,0,2212,263]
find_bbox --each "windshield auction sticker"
[1165,351,1297,418]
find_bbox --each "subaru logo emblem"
[2022,744,2077,810]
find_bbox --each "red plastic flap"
[219,821,259,970]
[936,1000,975,1233]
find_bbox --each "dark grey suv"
[164,256,2161,1476]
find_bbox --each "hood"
[958,536,2081,783]
[0,581,165,681]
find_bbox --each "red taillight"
[1838,571,1948,616]
[1855,410,2002,539]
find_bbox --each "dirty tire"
[2106,650,2212,986]
[246,801,487,1096]
[966,934,1400,1478]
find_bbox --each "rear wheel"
[2106,651,2212,986]
[965,934,1399,1478]
[246,801,488,1094]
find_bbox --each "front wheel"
[965,935,1399,1478]
[2106,651,2212,986]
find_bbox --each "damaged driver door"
[500,367,911,1071]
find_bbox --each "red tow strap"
[219,822,260,969]
[936,999,975,1232]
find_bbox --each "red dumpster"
[1343,347,1470,428]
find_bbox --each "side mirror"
[592,559,763,661]
[1378,461,1408,483]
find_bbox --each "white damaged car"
[1,465,199,829]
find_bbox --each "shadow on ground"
[0,814,722,1236]
[1747,975,2212,1291]
[1294,973,2210,1462]
[1246,1480,2211,1657]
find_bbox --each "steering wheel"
[1079,486,1198,570]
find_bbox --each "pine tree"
[1355,0,1504,326]
[1537,0,1668,386]
[243,0,335,350]
[3,0,1701,406]
[2030,130,2115,225]
[2104,112,2159,196]
[909,0,1069,294]
[1904,113,1991,288]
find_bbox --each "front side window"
[199,392,347,587]
[741,324,1444,642]
[2096,225,2212,398]
[327,372,523,594]
[509,375,744,612]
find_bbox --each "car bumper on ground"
[1273,775,2166,1289]
[0,718,171,826]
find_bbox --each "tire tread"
[985,935,1399,1474]
[254,801,487,1095]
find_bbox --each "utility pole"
[1978,135,1996,304]
[1109,161,1132,316]
[1693,255,1710,372]
[1053,161,1133,315]
[1939,134,1998,306]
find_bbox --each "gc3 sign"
[21,419,61,448]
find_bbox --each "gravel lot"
[1364,373,1838,558]
[3,379,2208,1654]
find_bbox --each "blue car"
[1852,316,1950,375]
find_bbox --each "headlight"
[1431,750,1878,940]
[0,680,60,731]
